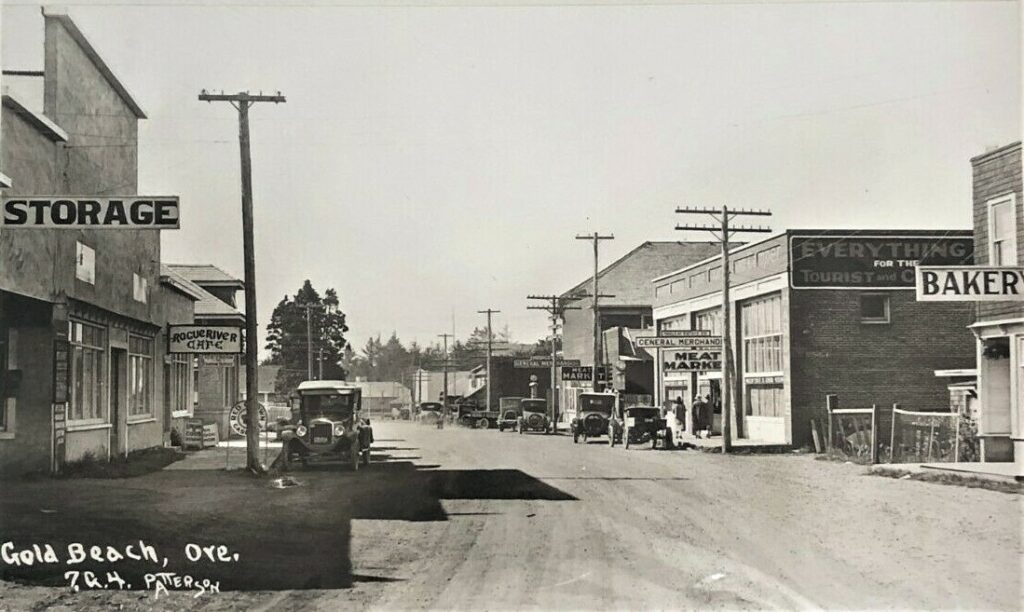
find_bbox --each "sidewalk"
[870,460,1023,483]
[673,431,791,453]
[166,433,281,471]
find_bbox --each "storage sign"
[915,266,1024,301]
[790,234,973,289]
[637,336,723,349]
[662,349,723,373]
[169,325,242,353]
[1,196,179,229]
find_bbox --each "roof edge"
[970,141,1021,164]
[2,94,69,142]
[43,8,147,119]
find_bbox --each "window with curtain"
[694,308,722,337]
[741,294,783,374]
[128,335,153,417]
[69,320,106,422]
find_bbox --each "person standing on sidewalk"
[691,395,705,438]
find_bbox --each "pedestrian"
[691,395,705,438]
[701,394,714,438]
[672,396,686,428]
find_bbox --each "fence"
[823,395,971,464]
[889,406,961,464]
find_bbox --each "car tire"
[499,424,504,432]
[652,434,658,450]
[478,418,490,430]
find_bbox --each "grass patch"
[58,447,186,479]
[870,467,1022,495]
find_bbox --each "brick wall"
[789,289,976,446]
[973,143,1023,321]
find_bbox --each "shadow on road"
[0,447,575,593]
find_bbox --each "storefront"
[652,230,977,447]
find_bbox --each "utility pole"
[576,233,614,391]
[477,309,500,412]
[437,333,453,406]
[676,205,771,453]
[318,347,324,380]
[527,295,583,431]
[199,89,285,474]
[304,304,315,380]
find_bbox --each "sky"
[2,0,1020,357]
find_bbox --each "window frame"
[987,193,1018,266]
[859,293,891,325]
[170,353,192,418]
[127,334,154,420]
[741,294,784,376]
[68,320,107,426]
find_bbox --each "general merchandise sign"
[1,196,180,229]
[514,358,581,368]
[790,234,973,289]
[637,336,723,349]
[169,325,242,353]
[915,266,1024,301]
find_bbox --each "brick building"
[558,241,723,421]
[0,10,191,475]
[652,230,977,447]
[967,142,1023,462]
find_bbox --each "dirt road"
[1,421,1019,610]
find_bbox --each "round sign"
[229,401,268,437]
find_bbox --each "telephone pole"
[199,89,285,473]
[304,304,315,380]
[527,295,583,431]
[576,233,615,391]
[477,309,500,412]
[437,333,453,405]
[676,205,771,453]
[318,347,324,380]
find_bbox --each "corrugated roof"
[167,264,244,287]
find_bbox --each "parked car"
[614,405,674,450]
[518,398,550,434]
[280,381,373,470]
[498,408,520,432]
[571,392,617,444]
[418,402,444,425]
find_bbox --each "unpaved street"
[1,421,1019,610]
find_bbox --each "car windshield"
[521,400,546,413]
[626,408,660,419]
[579,395,614,414]
[302,393,354,420]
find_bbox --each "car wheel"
[479,418,490,430]
[652,433,659,450]
[350,444,360,471]
[624,427,631,449]
[499,424,504,432]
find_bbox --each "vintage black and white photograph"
[0,0,1020,609]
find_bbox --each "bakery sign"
[790,234,973,289]
[915,266,1024,301]
[168,325,242,354]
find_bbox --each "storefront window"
[128,335,153,417]
[171,354,190,414]
[69,320,106,422]
[741,294,783,373]
[694,308,722,337]
[746,385,784,417]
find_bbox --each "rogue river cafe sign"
[1,197,180,229]
[168,325,243,354]
[915,266,1024,301]
[790,234,973,289]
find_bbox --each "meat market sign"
[662,349,723,373]
[790,233,973,289]
[168,325,242,353]
[1,197,179,229]
[916,266,1024,301]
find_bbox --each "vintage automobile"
[571,392,617,444]
[497,408,520,432]
[418,402,444,425]
[518,398,550,434]
[280,381,374,470]
[614,405,674,450]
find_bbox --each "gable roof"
[43,9,146,119]
[561,241,732,306]
[167,264,244,288]
[159,264,205,301]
